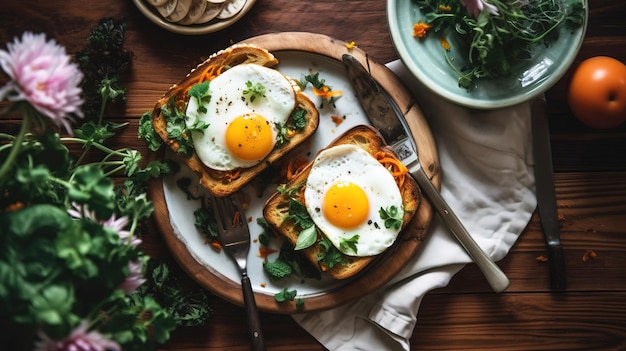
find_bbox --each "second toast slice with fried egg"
[262,125,421,280]
[151,44,319,197]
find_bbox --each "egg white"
[304,144,404,257]
[185,64,296,171]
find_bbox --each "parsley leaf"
[379,205,403,230]
[161,96,208,158]
[263,260,293,281]
[292,108,307,130]
[339,234,360,255]
[318,236,344,269]
[188,81,211,114]
[274,287,297,302]
[243,80,266,102]
[138,111,163,151]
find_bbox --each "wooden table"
[2,0,625,350]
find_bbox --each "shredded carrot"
[232,210,241,227]
[440,37,451,51]
[345,41,357,49]
[257,247,278,259]
[198,64,225,83]
[582,249,597,262]
[330,115,345,126]
[312,85,343,100]
[286,129,298,138]
[286,156,308,181]
[224,168,241,182]
[297,185,307,204]
[413,22,432,38]
[375,151,408,187]
[210,240,222,251]
[2,202,24,213]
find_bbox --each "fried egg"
[186,64,296,171]
[303,144,404,257]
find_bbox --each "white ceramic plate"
[387,0,588,109]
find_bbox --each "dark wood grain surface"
[1,0,625,350]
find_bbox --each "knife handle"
[548,244,567,291]
[413,167,510,293]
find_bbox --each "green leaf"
[294,225,317,250]
[317,236,344,268]
[69,165,115,219]
[138,111,163,151]
[188,81,211,114]
[242,80,266,102]
[0,204,71,238]
[263,260,293,281]
[379,205,403,230]
[339,234,359,255]
[274,287,297,302]
[291,108,307,130]
[30,284,74,326]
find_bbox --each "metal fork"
[211,195,265,351]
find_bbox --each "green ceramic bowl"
[387,0,588,109]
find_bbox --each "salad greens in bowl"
[387,0,587,109]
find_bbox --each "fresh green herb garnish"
[276,183,346,268]
[339,234,360,255]
[274,108,308,147]
[139,111,163,151]
[294,225,317,250]
[291,108,308,130]
[263,259,294,281]
[318,236,344,269]
[379,205,403,230]
[188,81,211,114]
[256,217,273,247]
[243,80,266,102]
[274,288,298,303]
[284,197,316,230]
[299,72,342,108]
[161,96,209,158]
[413,0,585,89]
[296,297,305,310]
[138,258,211,327]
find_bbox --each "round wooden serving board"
[148,32,441,313]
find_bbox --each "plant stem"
[0,111,30,180]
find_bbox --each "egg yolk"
[225,113,274,161]
[322,181,369,229]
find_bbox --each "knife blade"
[342,54,510,293]
[531,98,566,291]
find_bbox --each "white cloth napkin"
[292,59,538,350]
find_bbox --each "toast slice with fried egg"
[151,44,319,197]
[262,125,421,280]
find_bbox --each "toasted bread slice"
[263,125,421,280]
[151,44,319,197]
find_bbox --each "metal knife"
[531,98,566,291]
[342,54,510,293]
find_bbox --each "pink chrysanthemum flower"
[0,32,84,134]
[34,321,120,351]
[68,203,146,293]
[460,0,500,18]
[68,203,141,247]
[119,260,147,294]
